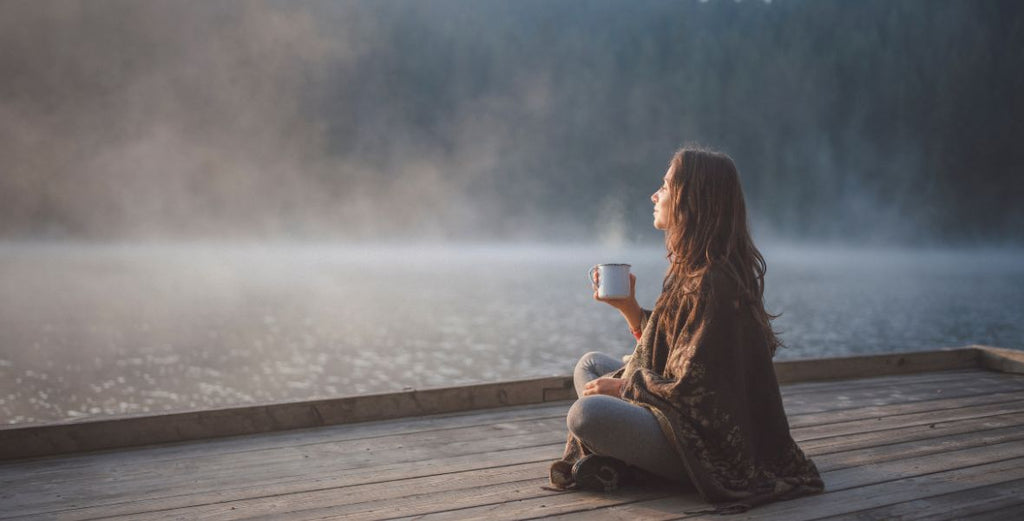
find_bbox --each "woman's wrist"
[625,324,642,340]
[618,301,644,337]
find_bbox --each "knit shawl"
[551,272,824,511]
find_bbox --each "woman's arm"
[617,300,645,337]
[593,272,648,337]
[586,271,652,398]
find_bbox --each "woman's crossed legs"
[568,351,689,483]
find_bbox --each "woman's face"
[651,165,673,230]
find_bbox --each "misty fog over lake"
[1,0,1022,425]
[2,242,1022,425]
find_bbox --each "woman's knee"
[573,352,604,395]
[566,395,616,439]
[574,351,605,374]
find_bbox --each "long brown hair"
[657,146,781,359]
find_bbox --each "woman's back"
[551,147,822,511]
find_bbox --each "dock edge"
[1,344,1020,461]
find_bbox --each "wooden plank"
[785,369,1024,399]
[427,488,684,521]
[818,478,1024,521]
[773,349,980,385]
[789,390,1024,430]
[793,400,1024,443]
[308,481,670,521]
[976,345,1024,375]
[0,375,576,461]
[0,402,570,478]
[84,462,555,521]
[964,505,1024,521]
[535,492,701,521]
[812,423,1024,473]
[779,369,990,396]
[781,375,1024,416]
[799,411,1024,455]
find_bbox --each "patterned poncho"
[551,271,824,512]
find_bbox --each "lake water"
[1,242,1022,425]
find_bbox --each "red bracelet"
[630,326,642,340]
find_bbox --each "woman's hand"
[581,377,625,398]
[592,272,639,310]
[592,271,643,334]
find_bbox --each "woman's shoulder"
[702,266,741,300]
[654,265,745,317]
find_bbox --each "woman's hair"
[657,146,781,358]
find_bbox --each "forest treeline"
[1,0,1022,244]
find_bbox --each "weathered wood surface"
[3,346,1019,460]
[0,375,577,460]
[3,366,1024,520]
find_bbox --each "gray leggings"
[568,351,688,482]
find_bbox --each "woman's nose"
[651,192,658,203]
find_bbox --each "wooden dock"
[2,345,1024,520]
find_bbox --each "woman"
[549,147,824,512]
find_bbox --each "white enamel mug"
[588,263,632,299]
